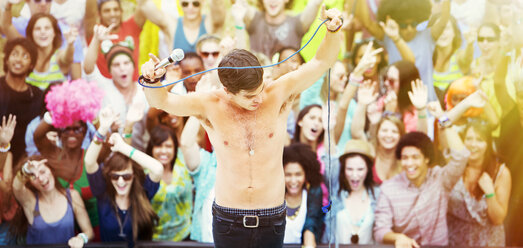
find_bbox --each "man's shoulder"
[380,173,407,194]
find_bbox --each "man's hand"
[141,53,167,82]
[93,23,119,41]
[0,114,16,146]
[380,16,400,41]
[395,234,420,248]
[321,5,343,32]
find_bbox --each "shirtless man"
[141,7,343,248]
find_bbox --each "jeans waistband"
[212,201,286,217]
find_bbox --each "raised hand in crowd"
[98,107,120,136]
[350,80,379,141]
[0,115,16,192]
[0,115,16,149]
[84,24,119,74]
[358,80,379,106]
[408,79,429,133]
[379,16,400,42]
[384,90,398,113]
[122,99,146,144]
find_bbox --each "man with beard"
[0,38,43,164]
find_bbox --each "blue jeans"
[212,202,286,248]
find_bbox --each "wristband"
[123,133,132,139]
[438,115,451,128]
[349,74,364,84]
[418,113,426,119]
[139,75,160,84]
[129,148,136,159]
[326,17,344,33]
[78,233,88,244]
[0,143,10,153]
[43,112,53,125]
[235,25,245,30]
[485,193,495,199]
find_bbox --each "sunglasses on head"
[181,1,200,7]
[201,51,219,58]
[110,173,133,181]
[58,125,85,134]
[34,0,53,3]
[398,21,419,29]
[477,36,498,43]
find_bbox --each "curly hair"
[395,131,435,166]
[3,37,38,75]
[283,143,323,188]
[377,0,431,23]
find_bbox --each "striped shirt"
[374,148,470,246]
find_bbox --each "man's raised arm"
[141,54,207,117]
[278,6,343,98]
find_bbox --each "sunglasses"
[34,0,52,3]
[477,36,498,43]
[58,125,85,134]
[181,1,200,7]
[398,21,419,29]
[110,173,133,181]
[201,51,219,58]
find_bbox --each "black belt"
[213,207,286,228]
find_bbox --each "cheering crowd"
[0,0,523,247]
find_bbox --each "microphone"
[154,49,185,70]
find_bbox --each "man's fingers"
[321,4,326,20]
[148,53,161,63]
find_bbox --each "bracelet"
[139,75,160,84]
[485,193,495,199]
[326,17,344,33]
[349,81,361,87]
[78,233,88,244]
[129,148,136,159]
[0,143,10,153]
[43,112,53,125]
[438,115,451,128]
[418,113,426,119]
[123,133,132,139]
[235,25,245,30]
[349,74,364,85]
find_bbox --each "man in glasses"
[0,38,42,165]
[1,0,86,79]
[356,0,452,102]
[84,0,170,81]
[141,7,343,248]
[196,35,221,70]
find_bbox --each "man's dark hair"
[3,37,38,74]
[395,131,435,165]
[377,0,431,23]
[98,0,121,11]
[283,143,323,188]
[180,52,204,68]
[218,49,263,94]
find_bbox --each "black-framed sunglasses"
[110,173,134,181]
[398,21,419,29]
[477,36,498,43]
[201,51,219,58]
[58,125,85,134]
[181,1,200,7]
[34,0,52,3]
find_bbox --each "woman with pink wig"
[32,79,104,240]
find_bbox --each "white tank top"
[284,189,308,244]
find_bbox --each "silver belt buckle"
[243,215,259,228]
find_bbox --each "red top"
[93,17,141,81]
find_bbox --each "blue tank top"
[173,16,207,53]
[26,189,75,245]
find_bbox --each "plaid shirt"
[374,148,470,245]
